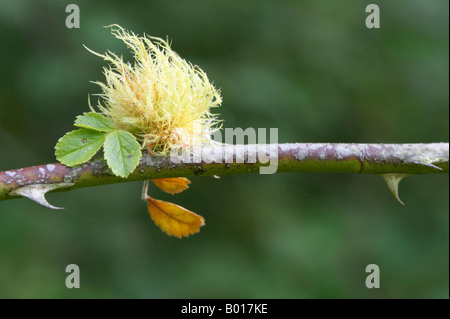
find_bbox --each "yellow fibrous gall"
[86,24,222,154]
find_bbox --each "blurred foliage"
[0,0,448,298]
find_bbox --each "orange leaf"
[146,196,205,238]
[152,177,191,194]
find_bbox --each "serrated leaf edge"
[74,112,116,132]
[103,130,142,178]
[55,129,107,166]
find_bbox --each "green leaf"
[55,129,107,166]
[103,130,142,178]
[74,112,116,132]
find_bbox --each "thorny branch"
[0,143,448,209]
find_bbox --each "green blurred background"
[0,0,448,298]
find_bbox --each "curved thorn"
[380,174,410,205]
[8,183,75,210]
[405,157,444,171]
[417,162,443,171]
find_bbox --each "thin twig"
[1,143,448,207]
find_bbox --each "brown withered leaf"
[146,196,205,238]
[152,177,191,194]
